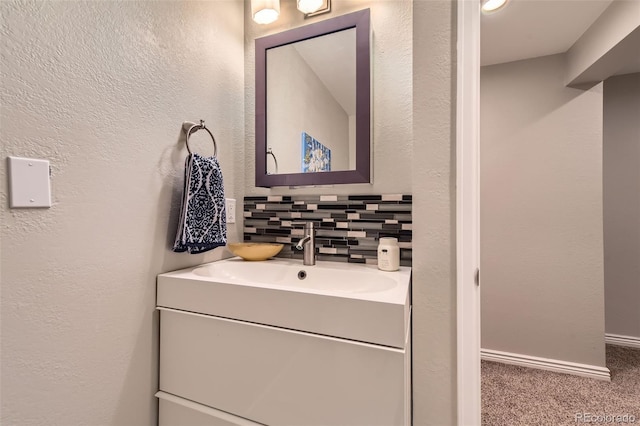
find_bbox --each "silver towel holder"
[182,120,217,156]
[266,147,279,175]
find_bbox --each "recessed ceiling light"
[481,0,508,14]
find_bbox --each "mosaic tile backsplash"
[243,194,412,266]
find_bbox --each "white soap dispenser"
[377,237,400,271]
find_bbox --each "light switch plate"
[8,156,52,208]
[225,198,236,223]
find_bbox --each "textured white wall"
[245,0,412,195]
[0,1,245,425]
[481,54,606,367]
[412,1,457,423]
[603,73,640,339]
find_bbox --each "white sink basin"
[157,257,411,348]
[192,258,397,294]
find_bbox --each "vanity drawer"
[159,308,409,426]
[157,391,263,426]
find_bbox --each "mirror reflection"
[266,28,356,175]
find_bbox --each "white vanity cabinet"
[156,259,412,426]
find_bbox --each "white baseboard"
[481,348,611,381]
[605,333,640,349]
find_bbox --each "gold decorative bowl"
[227,242,284,261]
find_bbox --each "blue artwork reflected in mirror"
[302,132,331,173]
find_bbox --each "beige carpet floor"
[482,345,640,425]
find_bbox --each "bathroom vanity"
[156,257,412,426]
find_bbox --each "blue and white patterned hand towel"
[173,154,227,254]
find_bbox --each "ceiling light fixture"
[297,0,324,14]
[299,0,331,19]
[481,0,508,14]
[252,0,280,24]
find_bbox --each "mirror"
[255,9,370,187]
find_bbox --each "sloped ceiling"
[481,0,613,66]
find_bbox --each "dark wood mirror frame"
[255,9,371,187]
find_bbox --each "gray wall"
[603,72,640,339]
[245,0,458,424]
[412,0,457,422]
[480,54,606,367]
[0,1,245,424]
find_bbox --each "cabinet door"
[159,308,408,426]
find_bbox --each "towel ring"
[266,147,279,174]
[182,120,217,156]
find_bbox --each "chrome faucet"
[295,222,316,266]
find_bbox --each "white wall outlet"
[225,198,236,223]
[8,156,52,208]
